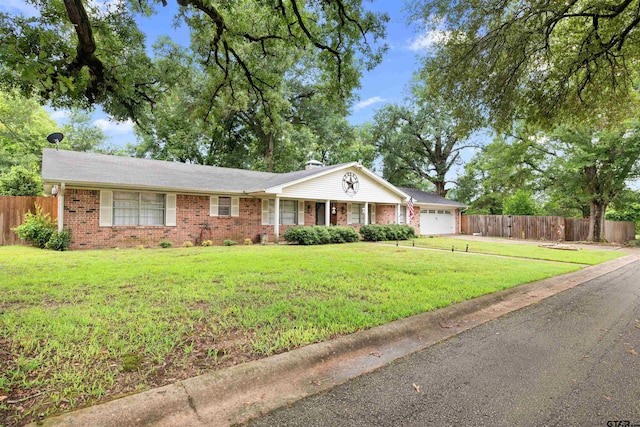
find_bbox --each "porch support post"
[274,195,280,242]
[325,200,330,226]
[364,201,369,225]
[57,182,65,232]
[396,203,401,224]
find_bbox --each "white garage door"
[420,208,455,235]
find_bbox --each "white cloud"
[50,110,71,121]
[0,0,38,16]
[407,29,450,51]
[93,118,135,134]
[354,96,387,111]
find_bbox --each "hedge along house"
[41,149,440,250]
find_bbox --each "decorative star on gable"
[342,172,359,195]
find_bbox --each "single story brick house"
[41,149,466,249]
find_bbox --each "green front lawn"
[0,243,596,424]
[399,237,625,265]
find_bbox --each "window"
[428,209,436,214]
[444,210,452,215]
[437,210,444,214]
[351,203,365,224]
[210,196,239,217]
[280,200,297,225]
[218,197,231,216]
[113,191,165,226]
[399,206,406,224]
[262,199,302,225]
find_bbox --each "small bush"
[182,241,193,248]
[313,226,332,244]
[360,224,417,242]
[45,229,72,251]
[159,240,173,248]
[224,239,237,246]
[330,226,360,243]
[201,240,213,247]
[283,226,319,245]
[360,225,387,241]
[12,205,56,248]
[136,245,145,250]
[243,238,253,245]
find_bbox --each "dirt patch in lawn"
[0,327,262,427]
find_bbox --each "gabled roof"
[41,149,357,194]
[398,187,467,208]
[263,161,410,199]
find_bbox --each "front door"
[316,203,325,225]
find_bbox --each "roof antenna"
[47,132,64,151]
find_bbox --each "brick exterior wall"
[64,189,282,249]
[62,189,425,249]
[375,204,396,225]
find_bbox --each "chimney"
[305,159,324,170]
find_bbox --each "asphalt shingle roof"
[397,187,467,207]
[41,149,346,194]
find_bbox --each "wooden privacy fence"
[461,215,636,243]
[0,196,58,246]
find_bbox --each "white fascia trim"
[41,181,247,196]
[262,163,411,200]
[416,202,469,209]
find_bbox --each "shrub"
[283,226,359,245]
[45,229,72,251]
[182,241,193,248]
[313,226,332,244]
[224,239,237,246]
[332,226,360,243]
[159,240,173,248]
[201,240,213,247]
[283,226,319,245]
[243,238,254,245]
[360,224,417,242]
[12,205,56,248]
[360,225,387,241]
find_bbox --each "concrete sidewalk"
[33,254,640,427]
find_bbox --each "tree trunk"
[434,181,448,197]
[264,132,274,172]
[588,200,607,241]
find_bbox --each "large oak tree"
[411,0,640,129]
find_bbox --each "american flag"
[407,197,415,221]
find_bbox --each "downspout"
[57,182,65,232]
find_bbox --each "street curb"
[33,254,639,427]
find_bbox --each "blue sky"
[0,1,433,147]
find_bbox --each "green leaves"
[413,0,640,129]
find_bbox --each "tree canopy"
[0,0,388,124]
[372,85,480,196]
[411,0,640,129]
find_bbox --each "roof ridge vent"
[305,159,324,170]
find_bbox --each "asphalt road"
[248,260,640,427]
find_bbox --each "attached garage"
[420,207,456,235]
[398,187,468,236]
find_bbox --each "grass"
[397,237,625,265]
[0,242,612,425]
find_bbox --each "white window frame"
[100,190,175,226]
[350,203,365,224]
[261,199,303,225]
[210,196,240,217]
[399,206,407,224]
